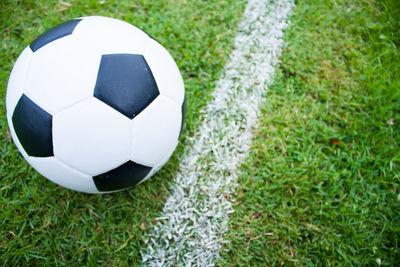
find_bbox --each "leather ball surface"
[6,16,185,193]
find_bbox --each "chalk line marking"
[142,0,294,265]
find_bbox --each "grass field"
[0,0,246,265]
[221,0,400,265]
[1,0,399,265]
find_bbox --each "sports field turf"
[1,0,399,265]
[221,0,400,265]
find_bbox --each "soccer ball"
[6,16,186,193]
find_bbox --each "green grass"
[221,0,400,265]
[0,0,246,265]
[2,0,399,265]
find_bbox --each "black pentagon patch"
[12,94,53,157]
[94,54,159,119]
[179,95,186,139]
[30,19,82,52]
[93,161,152,192]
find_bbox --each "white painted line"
[141,0,294,265]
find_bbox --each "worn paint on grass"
[141,0,294,265]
